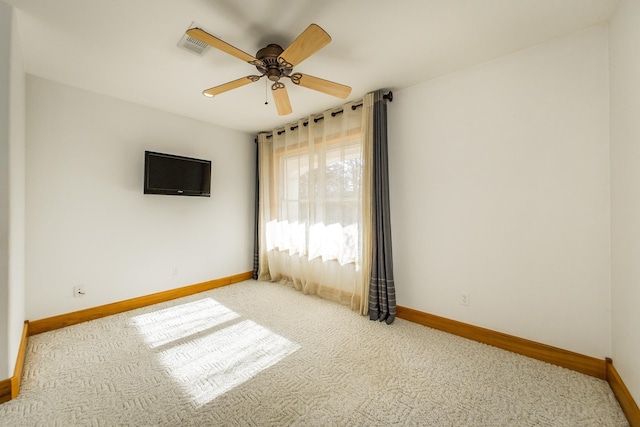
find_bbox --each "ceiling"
[6,0,619,134]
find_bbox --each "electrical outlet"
[461,291,470,306]
[73,286,85,297]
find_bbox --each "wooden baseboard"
[0,321,30,403]
[396,305,606,379]
[10,321,29,399]
[0,379,10,404]
[607,358,640,427]
[29,272,253,336]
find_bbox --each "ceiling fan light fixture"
[267,68,281,82]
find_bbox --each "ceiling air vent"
[177,23,210,56]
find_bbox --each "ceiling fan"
[186,24,352,116]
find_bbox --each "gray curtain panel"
[252,140,260,280]
[369,90,396,324]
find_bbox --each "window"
[267,127,363,265]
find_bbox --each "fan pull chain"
[265,78,269,105]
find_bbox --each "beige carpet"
[0,280,628,426]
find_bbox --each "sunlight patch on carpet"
[158,319,300,406]
[131,298,240,348]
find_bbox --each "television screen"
[144,151,211,197]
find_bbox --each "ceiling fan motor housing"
[255,44,292,81]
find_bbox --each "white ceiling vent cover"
[177,22,210,56]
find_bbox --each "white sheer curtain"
[257,101,370,313]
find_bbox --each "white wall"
[8,3,25,378]
[389,26,611,358]
[26,76,255,320]
[0,1,26,381]
[0,1,12,380]
[609,0,640,404]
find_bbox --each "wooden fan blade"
[203,76,260,97]
[291,73,351,99]
[279,24,331,67]
[187,28,259,63]
[272,84,292,116]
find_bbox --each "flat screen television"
[144,151,211,197]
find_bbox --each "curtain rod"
[262,91,392,140]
